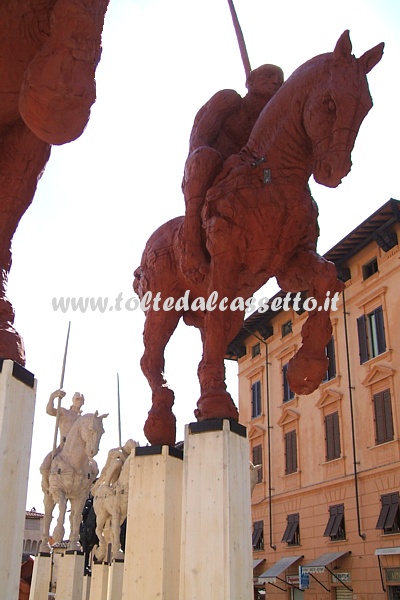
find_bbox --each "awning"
[375,547,400,556]
[259,555,303,581]
[302,551,350,571]
[302,551,352,593]
[375,547,400,592]
[253,559,266,569]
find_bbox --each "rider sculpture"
[134,31,384,447]
[181,64,284,282]
[40,389,85,490]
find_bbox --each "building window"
[252,520,264,550]
[252,444,263,483]
[324,504,346,540]
[362,257,378,280]
[285,430,297,474]
[376,492,400,534]
[357,306,386,363]
[374,389,394,445]
[251,381,262,418]
[282,320,292,337]
[323,337,336,381]
[252,343,261,358]
[283,363,295,402]
[282,513,300,545]
[325,411,341,461]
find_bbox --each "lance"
[51,321,71,459]
[226,0,252,80]
[117,372,122,449]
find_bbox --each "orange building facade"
[227,199,400,600]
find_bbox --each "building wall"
[23,511,44,556]
[238,220,400,599]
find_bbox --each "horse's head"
[82,411,108,459]
[303,30,384,188]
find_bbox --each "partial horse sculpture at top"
[0,0,109,364]
[39,411,108,552]
[134,31,384,446]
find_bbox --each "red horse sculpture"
[134,31,384,446]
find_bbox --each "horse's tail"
[133,216,185,300]
[133,266,145,298]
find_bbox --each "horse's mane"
[245,52,332,156]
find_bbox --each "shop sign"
[298,567,310,589]
[387,568,400,582]
[302,566,325,574]
[331,572,351,583]
[286,575,300,585]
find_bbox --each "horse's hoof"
[68,541,82,552]
[52,525,65,543]
[287,354,328,395]
[0,322,26,365]
[195,391,239,422]
[39,541,51,553]
[144,402,176,446]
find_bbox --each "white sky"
[7,0,400,514]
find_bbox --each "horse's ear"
[333,30,353,63]
[99,413,109,420]
[94,410,98,417]
[359,42,384,74]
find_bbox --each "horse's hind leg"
[141,306,181,446]
[39,491,56,551]
[94,509,108,562]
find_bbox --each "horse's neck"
[118,456,131,486]
[245,63,317,181]
[61,422,87,469]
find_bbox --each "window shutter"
[285,430,297,474]
[375,306,386,355]
[330,504,344,537]
[383,389,394,441]
[325,414,334,461]
[385,493,400,529]
[325,412,340,460]
[253,444,263,482]
[376,494,391,529]
[357,316,368,363]
[333,412,341,459]
[374,392,385,444]
[323,505,337,537]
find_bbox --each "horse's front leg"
[94,505,108,562]
[141,306,182,446]
[69,495,87,551]
[111,506,123,560]
[196,246,243,421]
[52,492,67,543]
[277,250,344,395]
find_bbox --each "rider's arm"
[46,389,66,416]
[189,89,242,151]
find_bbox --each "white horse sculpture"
[93,441,138,561]
[40,411,108,551]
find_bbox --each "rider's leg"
[181,147,223,281]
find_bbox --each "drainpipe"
[244,327,276,550]
[342,290,366,540]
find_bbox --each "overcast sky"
[7,0,399,513]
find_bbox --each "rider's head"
[72,392,84,410]
[246,64,284,102]
[122,439,137,456]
